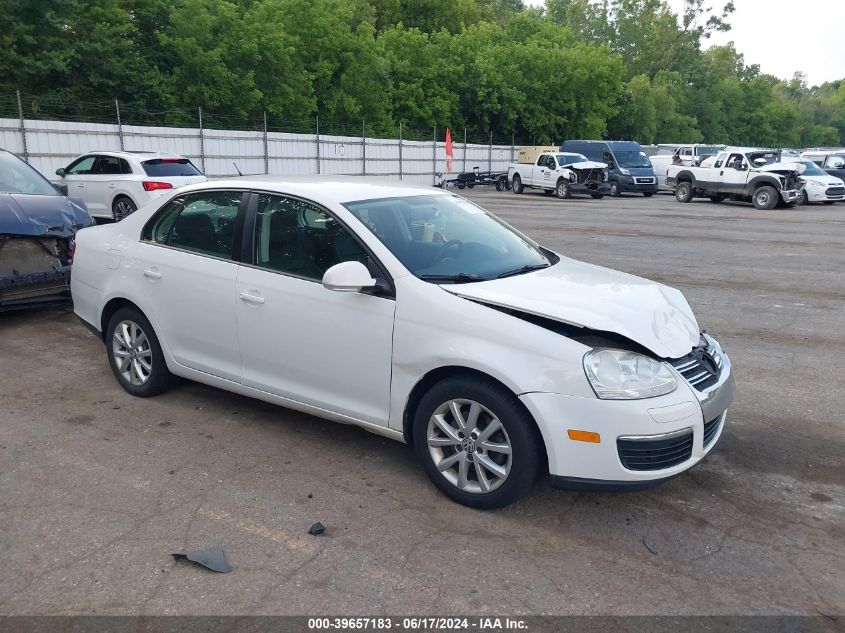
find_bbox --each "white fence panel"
[2,116,520,185]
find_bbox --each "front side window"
[344,195,555,282]
[253,194,369,281]
[143,191,242,259]
[66,155,97,175]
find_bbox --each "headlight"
[583,349,677,399]
[619,168,630,175]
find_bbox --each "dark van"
[562,140,657,197]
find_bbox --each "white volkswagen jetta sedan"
[71,177,734,508]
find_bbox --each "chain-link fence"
[0,91,526,184]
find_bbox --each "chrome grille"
[825,186,845,198]
[703,414,723,448]
[670,349,720,391]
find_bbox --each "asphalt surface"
[0,189,843,616]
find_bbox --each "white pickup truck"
[666,147,804,210]
[508,147,610,199]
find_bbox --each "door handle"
[239,292,265,305]
[143,269,162,280]
[108,184,116,189]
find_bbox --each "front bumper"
[571,182,611,196]
[520,335,735,487]
[780,188,800,204]
[0,266,72,311]
[805,184,845,202]
[618,175,658,193]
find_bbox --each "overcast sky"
[523,0,845,86]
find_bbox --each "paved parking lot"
[1,190,843,616]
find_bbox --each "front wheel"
[753,186,779,210]
[675,181,693,203]
[413,376,543,509]
[511,174,523,194]
[106,307,175,397]
[556,179,572,199]
[610,181,621,197]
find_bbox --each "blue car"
[0,149,94,311]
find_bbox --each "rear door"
[87,155,131,217]
[137,190,246,381]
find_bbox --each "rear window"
[142,158,202,177]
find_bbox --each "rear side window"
[93,156,131,175]
[142,191,243,259]
[142,158,202,177]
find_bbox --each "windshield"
[614,150,652,168]
[557,153,588,166]
[142,158,202,177]
[0,152,59,196]
[343,195,554,282]
[800,160,827,176]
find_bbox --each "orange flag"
[445,127,454,173]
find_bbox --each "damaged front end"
[569,161,612,196]
[0,192,93,312]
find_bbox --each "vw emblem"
[461,438,476,453]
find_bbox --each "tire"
[753,186,778,210]
[610,181,621,197]
[798,190,809,206]
[675,181,693,203]
[512,174,524,194]
[106,307,175,397]
[413,376,543,509]
[495,179,505,191]
[709,195,725,204]
[113,196,137,221]
[643,192,654,198]
[504,180,512,191]
[591,194,604,199]
[543,189,554,196]
[467,184,474,189]
[457,184,465,190]
[555,178,572,199]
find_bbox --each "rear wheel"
[113,196,137,221]
[495,178,505,191]
[413,376,543,509]
[106,307,175,397]
[675,181,693,203]
[753,186,778,210]
[709,195,725,204]
[512,174,524,194]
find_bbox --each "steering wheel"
[432,239,463,263]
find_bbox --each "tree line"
[1,0,843,147]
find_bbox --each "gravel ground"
[0,189,843,616]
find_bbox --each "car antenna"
[233,162,243,176]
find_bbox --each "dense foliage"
[1,0,843,145]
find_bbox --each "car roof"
[83,150,187,160]
[172,176,450,205]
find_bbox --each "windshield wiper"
[419,273,484,283]
[496,263,550,279]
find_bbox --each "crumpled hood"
[758,162,803,174]
[442,257,700,359]
[568,160,607,170]
[0,193,93,238]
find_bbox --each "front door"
[60,154,97,212]
[717,152,750,195]
[236,192,395,425]
[136,190,246,382]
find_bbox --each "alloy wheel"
[112,320,153,386]
[426,399,512,494]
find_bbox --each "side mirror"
[322,261,377,293]
[55,168,66,177]
[54,182,69,196]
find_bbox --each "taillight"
[143,181,174,191]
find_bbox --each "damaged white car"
[71,178,735,508]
